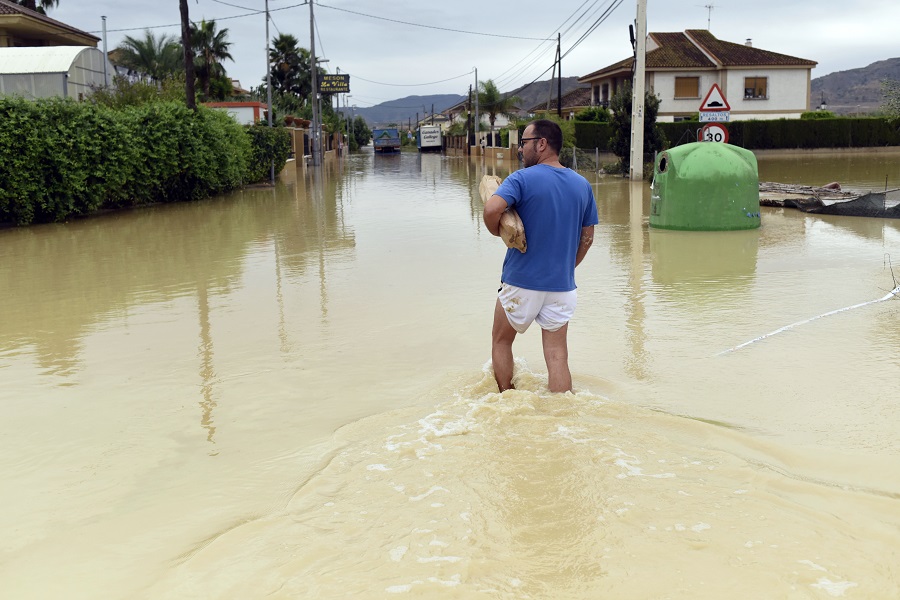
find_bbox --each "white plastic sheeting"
[0,46,112,99]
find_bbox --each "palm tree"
[268,33,312,100]
[113,31,182,82]
[13,0,59,14]
[478,79,521,143]
[190,19,233,100]
[179,0,196,109]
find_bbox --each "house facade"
[528,87,593,120]
[578,30,816,122]
[0,0,99,48]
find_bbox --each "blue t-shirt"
[495,164,598,292]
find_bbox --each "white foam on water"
[691,522,711,532]
[389,546,408,562]
[551,425,593,444]
[613,452,676,479]
[798,560,828,572]
[385,583,415,593]
[409,486,449,502]
[366,463,391,471]
[417,556,462,563]
[811,578,858,597]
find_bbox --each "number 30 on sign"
[699,123,729,144]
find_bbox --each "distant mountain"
[507,76,584,112]
[352,95,464,128]
[352,76,588,127]
[811,58,900,114]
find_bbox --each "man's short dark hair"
[530,119,563,154]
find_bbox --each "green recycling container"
[649,142,760,230]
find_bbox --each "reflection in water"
[649,228,759,300]
[2,151,899,599]
[626,182,649,380]
[197,280,217,450]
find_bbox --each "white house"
[578,30,817,122]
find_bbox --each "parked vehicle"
[416,125,442,152]
[373,128,401,152]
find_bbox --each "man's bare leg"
[541,324,571,393]
[491,299,518,391]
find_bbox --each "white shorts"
[498,283,577,334]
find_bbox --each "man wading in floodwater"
[483,119,598,393]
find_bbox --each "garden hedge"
[0,97,291,226]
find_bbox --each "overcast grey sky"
[54,1,898,108]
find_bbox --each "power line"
[87,1,307,34]
[347,70,474,87]
[314,2,552,41]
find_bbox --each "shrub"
[0,97,282,225]
[244,124,291,183]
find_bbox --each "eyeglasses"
[517,137,543,148]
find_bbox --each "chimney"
[745,38,752,47]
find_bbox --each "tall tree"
[13,0,58,14]
[190,19,233,100]
[609,81,666,174]
[179,0,196,109]
[113,31,182,82]
[268,34,311,99]
[882,79,900,120]
[477,79,521,140]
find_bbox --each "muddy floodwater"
[1,148,899,599]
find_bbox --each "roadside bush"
[244,124,291,183]
[0,97,285,225]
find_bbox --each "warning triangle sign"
[699,83,730,111]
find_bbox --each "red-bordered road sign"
[699,83,730,111]
[698,123,729,143]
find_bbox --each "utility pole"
[474,67,479,146]
[557,33,562,118]
[101,16,109,87]
[265,0,274,182]
[431,103,434,125]
[629,0,647,181]
[309,0,319,166]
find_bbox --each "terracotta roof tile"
[647,32,716,68]
[580,30,815,82]
[0,0,99,41]
[685,29,816,67]
[527,87,592,113]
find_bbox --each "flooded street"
[1,148,899,599]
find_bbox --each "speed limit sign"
[699,123,729,144]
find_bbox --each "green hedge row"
[0,97,291,226]
[575,117,900,152]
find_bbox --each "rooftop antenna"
[704,4,715,30]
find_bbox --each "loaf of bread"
[479,175,526,253]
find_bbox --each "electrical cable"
[347,70,474,87]
[314,2,551,41]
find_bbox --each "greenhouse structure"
[0,46,112,100]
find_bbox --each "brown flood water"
[1,149,899,599]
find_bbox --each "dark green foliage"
[608,83,666,172]
[244,124,291,183]
[0,97,288,226]
[800,110,837,120]
[657,117,900,150]
[350,116,371,151]
[573,106,611,122]
[573,122,614,151]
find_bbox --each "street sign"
[699,83,730,111]
[699,123,729,144]
[700,111,730,122]
[319,74,350,93]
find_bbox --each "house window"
[744,77,767,99]
[674,77,699,99]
